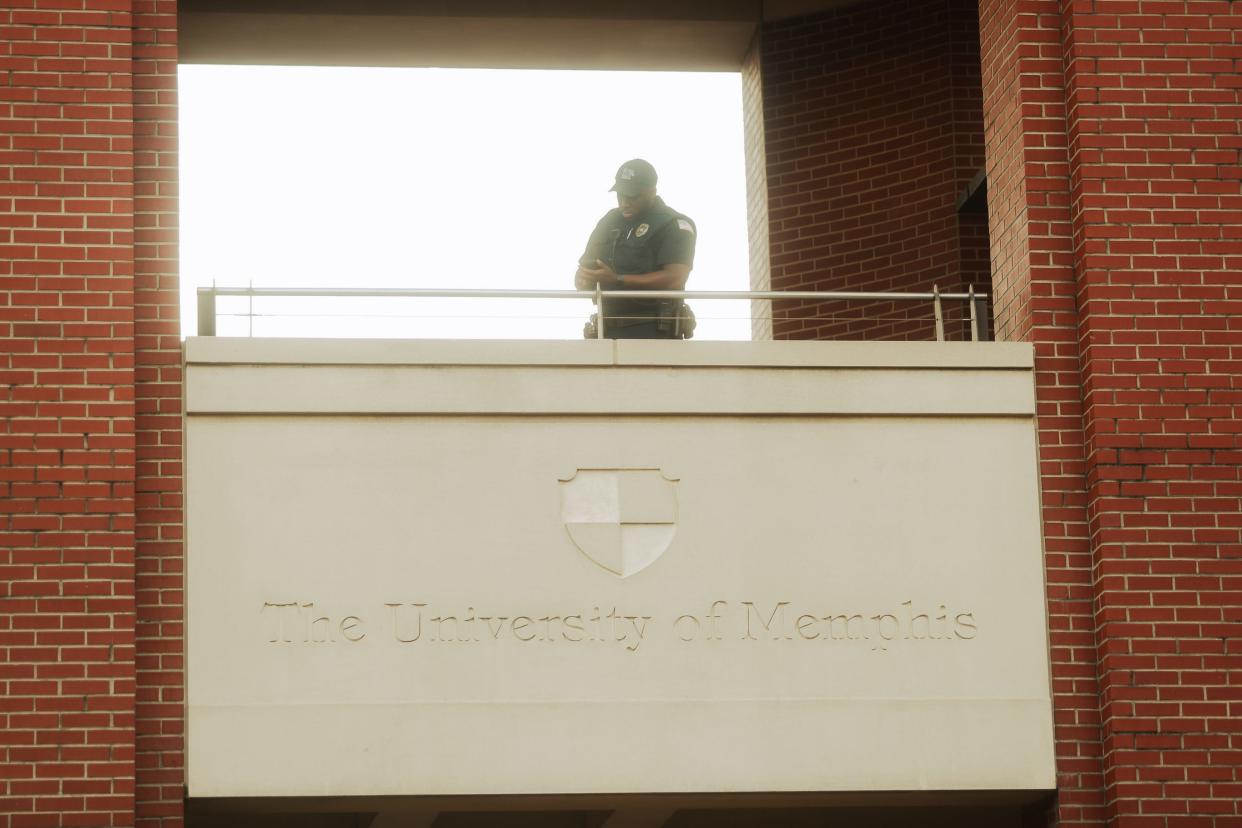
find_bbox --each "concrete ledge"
[185,337,1034,370]
[186,337,616,367]
[185,340,1036,416]
[186,364,1035,416]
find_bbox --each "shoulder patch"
[677,219,695,234]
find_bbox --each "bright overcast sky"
[178,65,752,340]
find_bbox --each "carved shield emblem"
[559,468,678,578]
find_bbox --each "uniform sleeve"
[654,216,696,269]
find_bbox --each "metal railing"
[196,286,990,341]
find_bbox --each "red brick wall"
[976,0,1242,825]
[742,31,774,341]
[131,2,181,825]
[5,2,1240,826]
[977,3,1107,823]
[950,0,993,340]
[0,2,182,826]
[0,2,138,824]
[978,0,1029,343]
[761,0,988,340]
[1061,2,1242,824]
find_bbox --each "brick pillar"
[977,0,1106,824]
[1060,2,1242,824]
[742,31,773,341]
[0,3,139,825]
[950,0,992,340]
[0,3,181,826]
[132,3,182,824]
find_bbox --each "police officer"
[575,159,696,339]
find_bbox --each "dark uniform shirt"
[579,197,696,329]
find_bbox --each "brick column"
[1061,2,1242,824]
[950,0,993,340]
[977,0,1106,824]
[0,3,182,826]
[742,31,773,341]
[132,3,182,824]
[0,3,139,825]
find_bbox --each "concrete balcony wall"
[184,338,1054,800]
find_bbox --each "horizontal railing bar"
[199,287,987,302]
[215,312,966,321]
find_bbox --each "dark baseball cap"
[610,159,658,196]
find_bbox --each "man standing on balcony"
[575,159,697,339]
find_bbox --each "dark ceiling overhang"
[178,0,866,70]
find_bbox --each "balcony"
[184,331,1052,802]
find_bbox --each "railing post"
[594,284,605,340]
[197,288,216,337]
[932,284,944,342]
[968,285,978,342]
[973,292,991,342]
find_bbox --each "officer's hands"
[575,260,621,290]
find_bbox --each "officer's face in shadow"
[617,186,657,220]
